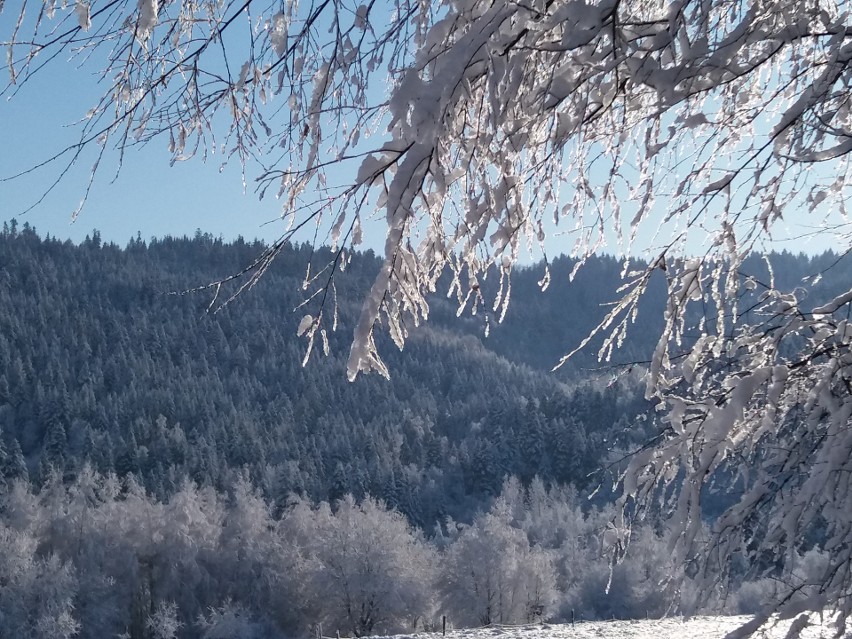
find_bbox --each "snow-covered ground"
[370,616,836,639]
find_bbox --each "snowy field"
[370,616,837,639]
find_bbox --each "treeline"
[0,469,749,639]
[1,222,849,526]
[0,222,655,526]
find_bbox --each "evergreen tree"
[41,420,67,475]
[0,436,8,490]
[4,439,28,483]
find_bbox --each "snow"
[297,314,314,336]
[136,0,159,40]
[367,616,836,639]
[269,12,289,57]
[75,1,91,31]
[9,0,852,624]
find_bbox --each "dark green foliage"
[1,223,847,526]
[5,438,28,483]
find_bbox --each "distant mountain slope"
[0,224,652,526]
[0,221,848,526]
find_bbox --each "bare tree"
[4,1,852,634]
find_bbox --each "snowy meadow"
[371,617,837,639]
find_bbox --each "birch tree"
[4,1,852,634]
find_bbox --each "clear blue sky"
[0,57,372,247]
[0,3,398,251]
[0,30,843,257]
[0,67,246,239]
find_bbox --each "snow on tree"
[3,1,852,634]
[146,601,183,639]
[442,495,557,626]
[280,495,438,636]
[196,601,266,639]
[0,523,80,639]
[217,475,281,613]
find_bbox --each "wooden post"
[571,609,575,629]
[337,631,340,639]
[442,615,447,636]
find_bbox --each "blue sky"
[0,1,396,252]
[0,20,843,258]
[0,58,345,247]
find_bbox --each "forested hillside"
[2,223,850,638]
[1,223,850,526]
[0,222,663,528]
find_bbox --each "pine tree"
[0,434,8,490]
[0,374,10,405]
[5,438,28,483]
[41,420,67,475]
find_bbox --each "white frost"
[269,13,289,57]
[75,1,91,30]
[296,314,314,337]
[137,0,159,40]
